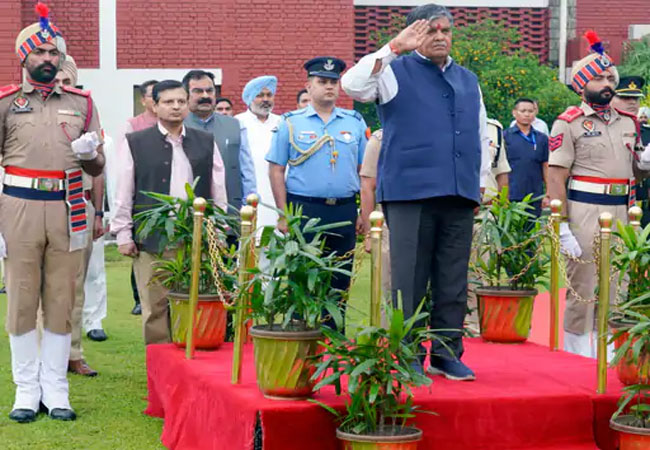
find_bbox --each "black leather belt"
[287,193,356,206]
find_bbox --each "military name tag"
[583,131,602,137]
[11,96,32,113]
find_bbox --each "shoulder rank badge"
[11,96,32,113]
[582,119,601,137]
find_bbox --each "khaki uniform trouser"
[1,195,82,335]
[69,202,95,360]
[133,250,172,345]
[466,223,482,330]
[565,200,628,335]
[380,224,391,299]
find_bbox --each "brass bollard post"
[597,212,613,394]
[232,205,254,384]
[244,194,259,343]
[549,200,562,352]
[369,211,384,327]
[186,198,207,359]
[629,206,643,230]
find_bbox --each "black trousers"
[384,196,475,360]
[287,194,357,329]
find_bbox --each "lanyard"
[518,129,537,151]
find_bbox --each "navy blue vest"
[377,53,482,204]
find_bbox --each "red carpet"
[529,288,567,348]
[145,336,623,450]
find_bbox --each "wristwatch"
[95,210,104,218]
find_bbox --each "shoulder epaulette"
[486,118,503,129]
[615,108,638,121]
[340,109,364,121]
[283,109,306,119]
[0,84,20,100]
[557,106,584,123]
[62,86,90,97]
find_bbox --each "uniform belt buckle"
[325,198,337,206]
[36,178,61,192]
[607,184,628,196]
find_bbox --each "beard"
[28,62,57,83]
[584,86,615,105]
[250,101,273,117]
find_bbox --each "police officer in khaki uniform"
[359,129,391,302]
[0,5,105,423]
[548,34,650,357]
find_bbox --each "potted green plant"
[135,181,238,350]
[609,312,650,449]
[472,189,549,343]
[309,300,445,449]
[610,220,650,385]
[244,204,351,399]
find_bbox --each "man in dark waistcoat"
[111,80,227,345]
[343,3,491,381]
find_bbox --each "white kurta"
[235,110,282,236]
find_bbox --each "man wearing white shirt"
[342,3,491,381]
[235,76,282,235]
[112,80,227,345]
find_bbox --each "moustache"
[38,62,56,72]
[197,98,213,105]
[260,102,272,109]
[600,87,615,96]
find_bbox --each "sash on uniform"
[65,168,88,251]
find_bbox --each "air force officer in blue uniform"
[266,57,368,327]
[343,4,490,380]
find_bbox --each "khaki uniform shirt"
[483,119,511,199]
[549,102,636,179]
[0,80,102,171]
[360,129,382,179]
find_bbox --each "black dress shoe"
[131,303,141,315]
[87,329,107,342]
[49,408,76,421]
[0,286,6,294]
[9,408,36,423]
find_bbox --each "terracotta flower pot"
[336,427,423,450]
[610,320,650,386]
[168,292,227,350]
[610,415,650,450]
[476,287,537,343]
[249,325,322,400]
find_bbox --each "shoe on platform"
[131,303,142,315]
[8,408,36,423]
[0,286,6,294]
[68,359,98,377]
[87,329,107,342]
[49,408,76,421]
[427,356,476,381]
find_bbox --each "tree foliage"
[355,17,578,129]
[618,37,650,107]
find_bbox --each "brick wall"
[116,0,356,113]
[569,0,650,65]
[0,0,22,85]
[21,0,100,68]
[354,6,550,63]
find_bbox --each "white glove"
[0,232,6,258]
[71,131,100,161]
[638,143,650,171]
[559,222,582,258]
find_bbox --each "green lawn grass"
[0,245,165,449]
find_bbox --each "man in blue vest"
[342,3,490,380]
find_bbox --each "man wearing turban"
[235,76,282,238]
[0,3,105,422]
[547,32,650,357]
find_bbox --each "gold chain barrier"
[186,198,207,360]
[369,211,384,327]
[232,205,254,384]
